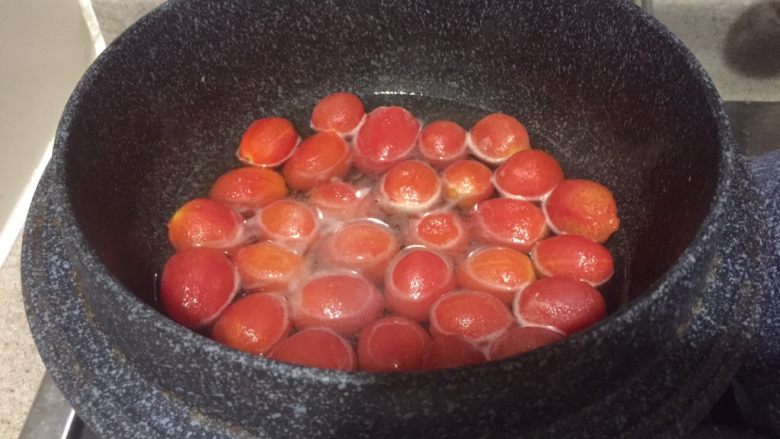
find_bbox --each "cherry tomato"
[319,219,400,282]
[236,117,299,167]
[406,210,469,256]
[358,316,431,372]
[256,199,318,253]
[493,149,564,201]
[441,159,495,208]
[420,335,487,370]
[160,248,239,329]
[289,270,384,335]
[384,248,456,321]
[531,235,614,286]
[212,292,292,355]
[468,113,530,164]
[514,276,607,335]
[269,327,357,371]
[167,198,245,250]
[234,241,305,291]
[310,92,366,135]
[379,160,441,214]
[354,106,420,174]
[282,131,352,192]
[209,167,288,212]
[308,180,363,220]
[544,179,620,243]
[455,246,536,304]
[470,198,548,253]
[487,326,564,360]
[429,290,514,344]
[418,120,467,168]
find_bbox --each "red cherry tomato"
[429,290,514,344]
[310,92,366,135]
[514,276,607,335]
[354,106,420,174]
[441,159,495,208]
[470,198,548,253]
[167,198,245,250]
[384,248,456,322]
[308,180,363,220]
[236,117,299,167]
[455,246,536,304]
[493,149,564,201]
[406,210,469,256]
[487,326,564,360]
[319,219,400,282]
[531,235,614,286]
[160,248,239,329]
[379,160,442,214]
[468,113,530,164]
[418,120,467,168]
[421,335,487,370]
[234,241,304,291]
[256,199,318,253]
[543,179,620,243]
[357,316,431,372]
[209,167,288,212]
[212,292,292,355]
[290,270,384,335]
[269,327,357,371]
[282,131,352,192]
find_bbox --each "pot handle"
[734,150,780,435]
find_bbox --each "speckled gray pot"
[21,0,775,438]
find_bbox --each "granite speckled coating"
[736,151,780,435]
[21,0,775,437]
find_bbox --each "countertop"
[1,0,777,438]
[0,235,44,438]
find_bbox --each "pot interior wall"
[62,0,720,314]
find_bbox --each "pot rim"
[48,0,736,383]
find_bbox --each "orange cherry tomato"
[544,179,620,243]
[167,198,245,250]
[468,113,530,164]
[441,159,495,208]
[209,167,288,212]
[429,290,514,344]
[236,117,299,167]
[212,292,292,355]
[455,246,536,304]
[310,92,366,135]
